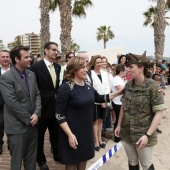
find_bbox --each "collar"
[44,58,53,68]
[13,66,26,77]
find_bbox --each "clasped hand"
[30,114,38,126]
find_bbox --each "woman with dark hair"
[66,52,75,62]
[60,52,75,85]
[55,57,118,170]
[115,53,166,170]
[118,55,127,64]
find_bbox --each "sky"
[0,0,170,57]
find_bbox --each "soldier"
[115,52,166,170]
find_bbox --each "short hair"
[10,45,29,65]
[66,52,75,62]
[115,64,126,75]
[64,56,85,81]
[44,42,58,55]
[154,74,162,82]
[156,63,162,68]
[148,62,155,69]
[0,50,10,54]
[88,55,102,70]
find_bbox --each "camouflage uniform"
[121,78,166,146]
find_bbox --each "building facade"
[0,40,5,51]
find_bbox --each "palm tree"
[143,4,169,60]
[50,0,93,60]
[166,0,170,7]
[71,39,80,53]
[40,0,51,57]
[96,25,115,49]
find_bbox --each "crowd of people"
[0,42,167,170]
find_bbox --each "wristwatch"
[145,133,151,140]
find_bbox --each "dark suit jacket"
[0,68,4,108]
[30,60,61,118]
[0,67,41,134]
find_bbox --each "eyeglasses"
[50,48,58,52]
[68,55,74,59]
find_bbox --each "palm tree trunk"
[58,0,72,61]
[40,0,51,57]
[154,0,166,60]
[104,40,106,49]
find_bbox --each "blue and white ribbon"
[87,141,123,170]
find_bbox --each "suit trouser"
[123,141,154,170]
[7,125,38,170]
[0,108,4,146]
[37,117,59,165]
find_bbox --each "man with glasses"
[30,42,61,170]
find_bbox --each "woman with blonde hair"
[89,55,111,151]
[55,57,118,170]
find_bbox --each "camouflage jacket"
[121,78,166,146]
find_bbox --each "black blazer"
[30,60,61,118]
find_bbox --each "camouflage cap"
[125,51,147,66]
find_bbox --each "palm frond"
[72,0,93,18]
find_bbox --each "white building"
[88,46,124,64]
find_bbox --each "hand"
[30,114,38,126]
[68,134,78,149]
[109,92,119,100]
[100,103,106,108]
[115,125,121,137]
[136,135,148,150]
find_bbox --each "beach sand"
[87,87,170,170]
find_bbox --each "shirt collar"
[13,66,26,77]
[44,58,53,68]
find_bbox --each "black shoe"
[95,146,100,151]
[148,164,155,170]
[39,163,49,170]
[129,164,139,170]
[157,128,162,134]
[0,146,2,155]
[99,143,106,148]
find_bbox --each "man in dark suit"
[0,50,11,154]
[30,42,61,170]
[0,46,41,170]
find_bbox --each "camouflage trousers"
[123,141,154,170]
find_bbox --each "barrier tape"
[87,141,123,170]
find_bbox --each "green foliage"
[72,0,93,17]
[71,39,80,53]
[49,0,93,17]
[96,25,115,49]
[143,5,170,28]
